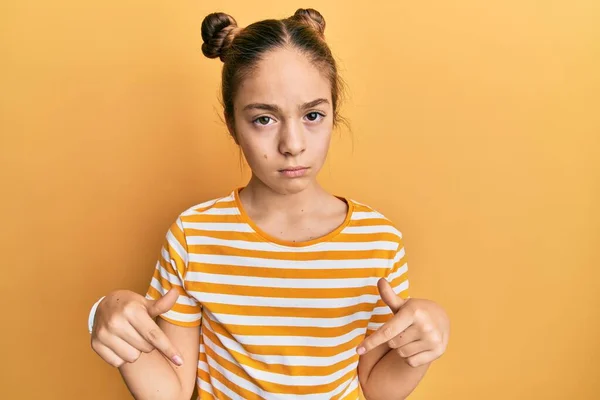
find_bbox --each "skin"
[90,47,449,400]
[231,47,348,243]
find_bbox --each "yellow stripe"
[186,281,379,299]
[195,264,389,279]
[187,246,395,261]
[202,302,376,318]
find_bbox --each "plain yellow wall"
[1,0,599,399]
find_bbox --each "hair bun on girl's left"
[292,8,326,37]
[201,12,239,61]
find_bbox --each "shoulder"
[167,191,239,236]
[346,198,404,246]
[177,191,238,221]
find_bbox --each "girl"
[89,9,450,400]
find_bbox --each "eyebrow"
[243,98,330,112]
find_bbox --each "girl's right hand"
[90,288,183,368]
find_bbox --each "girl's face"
[231,47,334,195]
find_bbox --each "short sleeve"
[145,217,202,327]
[366,240,410,337]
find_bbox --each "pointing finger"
[377,278,406,313]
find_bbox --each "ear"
[225,113,239,144]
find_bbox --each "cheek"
[311,129,332,159]
[238,134,272,169]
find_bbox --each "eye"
[253,116,275,126]
[305,112,325,122]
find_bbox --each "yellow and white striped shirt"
[146,189,409,399]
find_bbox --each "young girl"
[89,9,450,400]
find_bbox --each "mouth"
[279,166,310,178]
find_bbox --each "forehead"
[235,47,332,106]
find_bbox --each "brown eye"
[254,116,273,126]
[305,112,324,122]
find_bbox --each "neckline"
[233,187,354,248]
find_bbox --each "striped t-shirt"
[146,189,409,399]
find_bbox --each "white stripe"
[155,265,181,286]
[351,211,386,221]
[394,279,410,294]
[393,247,406,263]
[225,327,366,347]
[192,291,380,308]
[150,275,200,308]
[160,247,170,265]
[192,207,241,216]
[184,222,254,232]
[186,272,378,289]
[204,351,265,398]
[204,316,360,367]
[150,277,169,294]
[196,378,213,396]
[343,225,402,237]
[189,254,391,269]
[149,280,201,322]
[161,308,201,323]
[203,330,360,399]
[371,306,393,316]
[198,360,209,374]
[209,310,372,328]
[182,200,219,217]
[186,235,399,252]
[206,352,351,400]
[370,281,410,317]
[388,263,408,281]
[149,277,199,306]
[338,376,359,399]
[203,331,359,387]
[327,377,357,400]
[166,230,188,265]
[368,322,386,331]
[181,195,234,217]
[176,294,200,307]
[203,369,255,399]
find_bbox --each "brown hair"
[201,9,345,137]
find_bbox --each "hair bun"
[292,8,326,37]
[201,12,239,61]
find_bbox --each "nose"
[278,119,306,157]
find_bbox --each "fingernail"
[172,355,183,366]
[357,347,366,355]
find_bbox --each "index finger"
[131,313,183,366]
[357,309,414,355]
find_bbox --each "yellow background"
[1,0,598,399]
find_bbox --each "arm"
[358,239,421,399]
[358,292,449,400]
[119,218,200,399]
[357,237,448,399]
[91,289,200,400]
[91,217,202,399]
[119,318,199,400]
[359,343,428,400]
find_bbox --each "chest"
[185,245,392,337]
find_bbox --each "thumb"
[147,288,179,318]
[377,278,406,313]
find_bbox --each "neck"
[240,175,328,217]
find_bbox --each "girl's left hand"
[356,278,450,367]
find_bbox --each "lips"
[279,166,309,178]
[279,166,308,172]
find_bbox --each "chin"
[270,178,313,195]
